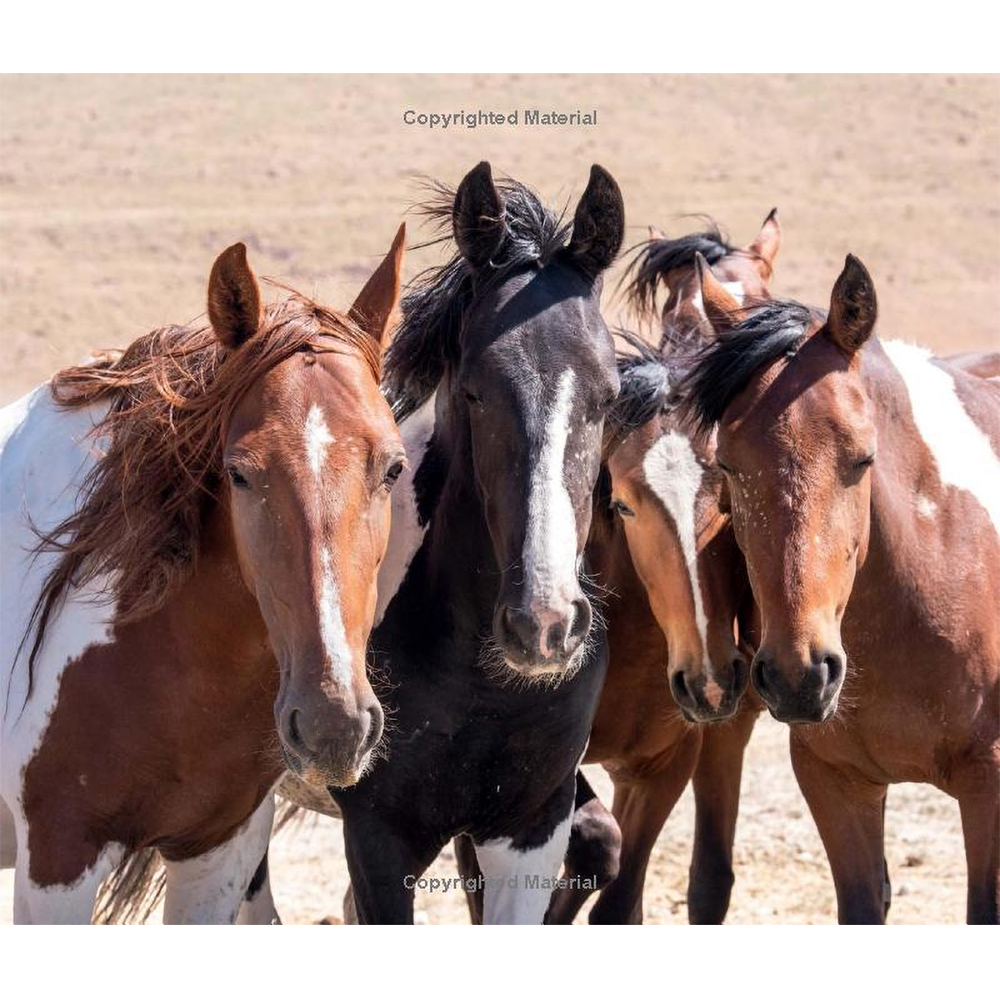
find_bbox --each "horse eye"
[383,458,405,488]
[716,459,734,475]
[611,498,635,518]
[227,465,250,490]
[855,453,876,469]
[464,390,482,406]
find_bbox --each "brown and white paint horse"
[0,230,406,923]
[685,255,999,923]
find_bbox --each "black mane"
[680,299,817,434]
[621,221,735,319]
[604,330,676,449]
[383,177,572,418]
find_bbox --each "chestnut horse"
[0,230,406,923]
[684,255,1000,923]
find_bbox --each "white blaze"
[642,430,710,664]
[522,369,578,644]
[318,548,352,686]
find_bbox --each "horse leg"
[473,780,576,924]
[454,833,484,924]
[546,771,621,924]
[162,793,275,924]
[9,808,122,924]
[790,735,887,924]
[341,810,440,924]
[236,846,281,924]
[956,776,1000,924]
[589,730,701,924]
[688,707,757,924]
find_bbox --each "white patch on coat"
[319,548,351,687]
[522,370,578,652]
[163,792,276,924]
[474,811,574,924]
[689,281,745,318]
[915,495,937,519]
[883,341,1000,532]
[643,430,710,665]
[13,840,125,924]
[1,386,120,910]
[304,404,334,477]
[375,391,436,625]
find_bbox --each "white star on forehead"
[304,404,334,476]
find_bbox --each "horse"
[0,228,407,923]
[682,255,1000,923]
[320,162,625,924]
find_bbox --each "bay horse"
[528,214,780,924]
[683,255,1000,923]
[0,229,407,923]
[325,162,626,924]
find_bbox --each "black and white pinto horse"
[320,162,625,923]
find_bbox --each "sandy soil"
[0,74,996,923]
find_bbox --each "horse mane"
[604,330,677,452]
[620,219,736,321]
[21,287,378,697]
[680,299,817,434]
[383,176,572,419]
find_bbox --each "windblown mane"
[680,299,817,434]
[604,330,677,452]
[383,177,572,419]
[21,288,378,696]
[620,220,736,321]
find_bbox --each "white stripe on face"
[522,370,578,644]
[642,430,710,665]
[319,548,352,687]
[883,341,1000,532]
[304,404,334,477]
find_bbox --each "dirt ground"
[0,74,996,923]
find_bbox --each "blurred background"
[1,74,997,922]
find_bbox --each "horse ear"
[208,243,262,350]
[349,223,406,347]
[453,161,505,270]
[695,252,744,332]
[648,224,665,241]
[827,254,878,355]
[749,208,780,270]
[567,164,625,278]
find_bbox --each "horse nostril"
[822,653,844,688]
[670,669,692,707]
[286,709,306,752]
[752,657,770,698]
[360,703,384,759]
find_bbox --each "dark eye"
[716,459,734,475]
[855,453,876,469]
[227,465,250,490]
[383,458,405,489]
[464,389,482,406]
[611,498,635,518]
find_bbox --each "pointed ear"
[453,161,505,270]
[349,223,406,347]
[648,224,665,241]
[208,243,262,349]
[748,208,780,270]
[696,252,744,332]
[827,254,878,355]
[567,164,625,278]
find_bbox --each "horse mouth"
[280,742,372,789]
